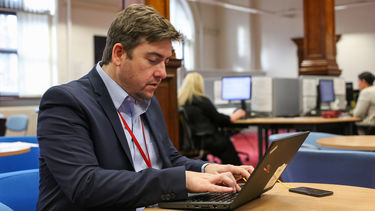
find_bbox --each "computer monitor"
[221,76,251,111]
[319,79,335,103]
[345,82,354,109]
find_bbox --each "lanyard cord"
[117,110,152,168]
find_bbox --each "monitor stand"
[241,100,251,118]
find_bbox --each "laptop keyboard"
[189,192,239,203]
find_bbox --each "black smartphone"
[289,187,333,197]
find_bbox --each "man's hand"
[204,164,254,182]
[185,171,240,193]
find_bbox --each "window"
[0,12,18,95]
[170,0,195,70]
[0,0,56,97]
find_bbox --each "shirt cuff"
[201,163,210,173]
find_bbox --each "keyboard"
[188,192,239,203]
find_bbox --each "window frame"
[0,11,18,97]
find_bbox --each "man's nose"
[155,62,167,80]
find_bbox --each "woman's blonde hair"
[178,72,205,106]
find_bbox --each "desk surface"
[147,183,375,211]
[234,116,361,125]
[0,142,30,157]
[317,135,375,151]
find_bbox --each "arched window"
[170,0,195,70]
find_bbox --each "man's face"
[118,39,172,101]
[358,79,367,91]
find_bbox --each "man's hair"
[358,71,375,85]
[101,4,183,64]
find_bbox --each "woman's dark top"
[183,95,241,164]
[184,95,231,135]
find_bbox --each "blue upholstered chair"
[0,136,39,173]
[269,132,341,150]
[0,169,39,211]
[282,148,375,189]
[0,202,13,211]
[5,115,29,135]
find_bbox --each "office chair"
[269,132,341,150]
[356,124,375,135]
[281,148,375,189]
[178,107,208,160]
[179,107,250,163]
[0,202,12,211]
[5,114,29,135]
[0,169,39,211]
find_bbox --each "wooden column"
[293,35,341,69]
[300,0,341,76]
[123,1,169,20]
[145,0,169,20]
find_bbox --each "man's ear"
[112,43,126,66]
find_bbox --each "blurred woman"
[178,72,245,165]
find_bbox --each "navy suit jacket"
[37,67,205,211]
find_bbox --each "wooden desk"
[147,183,375,211]
[233,117,361,161]
[317,135,375,151]
[0,142,30,157]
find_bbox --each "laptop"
[158,131,309,210]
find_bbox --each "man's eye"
[148,59,157,64]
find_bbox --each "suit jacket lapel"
[144,98,171,167]
[87,67,134,168]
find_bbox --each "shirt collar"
[96,62,150,115]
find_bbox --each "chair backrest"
[0,169,39,211]
[357,125,375,135]
[0,202,13,211]
[5,114,29,134]
[269,132,340,150]
[282,148,375,189]
[0,136,39,173]
[178,107,203,158]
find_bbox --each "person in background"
[353,71,375,133]
[178,72,246,165]
[36,4,253,211]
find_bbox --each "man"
[353,71,375,132]
[37,4,253,211]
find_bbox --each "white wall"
[336,3,375,89]
[258,0,303,78]
[218,0,252,71]
[195,3,219,70]
[57,0,118,84]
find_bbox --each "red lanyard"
[117,110,152,168]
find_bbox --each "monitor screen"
[221,76,251,101]
[346,82,353,102]
[319,79,335,103]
